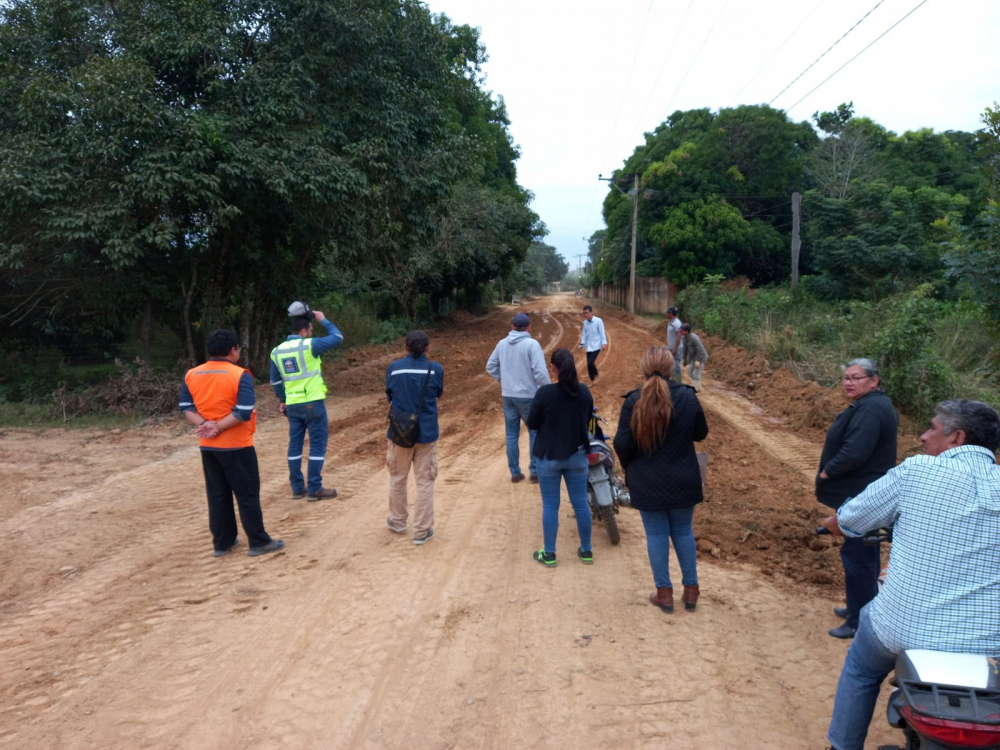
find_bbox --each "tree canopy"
[590,101,994,325]
[0,0,540,374]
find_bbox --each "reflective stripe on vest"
[183,361,256,449]
[270,338,326,405]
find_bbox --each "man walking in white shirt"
[578,305,607,383]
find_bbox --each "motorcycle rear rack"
[898,679,1000,725]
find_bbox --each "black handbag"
[387,364,433,448]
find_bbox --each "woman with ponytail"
[613,346,708,613]
[526,348,594,567]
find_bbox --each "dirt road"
[0,293,897,748]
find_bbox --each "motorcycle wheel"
[601,505,620,545]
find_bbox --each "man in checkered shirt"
[823,399,1000,750]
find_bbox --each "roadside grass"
[0,401,141,430]
[677,282,1000,420]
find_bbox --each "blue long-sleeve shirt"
[385,354,444,443]
[269,318,343,402]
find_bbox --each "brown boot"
[649,587,673,613]
[682,585,700,612]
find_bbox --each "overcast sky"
[421,0,1000,269]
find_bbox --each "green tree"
[0,0,538,376]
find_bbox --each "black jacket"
[613,380,709,512]
[816,389,898,509]
[527,382,593,460]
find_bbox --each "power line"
[784,0,932,112]
[605,0,656,157]
[658,0,732,123]
[584,1,656,254]
[726,0,824,107]
[628,0,694,144]
[769,0,887,106]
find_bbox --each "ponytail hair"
[405,330,430,356]
[550,348,578,397]
[630,346,675,454]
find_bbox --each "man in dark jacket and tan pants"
[816,357,898,638]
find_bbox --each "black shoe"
[213,538,241,557]
[834,606,849,619]
[248,539,285,557]
[291,489,307,500]
[307,487,338,502]
[511,473,525,484]
[533,548,556,567]
[577,547,593,565]
[829,623,857,639]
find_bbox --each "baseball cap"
[667,306,678,315]
[287,301,315,320]
[512,313,530,327]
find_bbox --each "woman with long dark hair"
[613,346,708,612]
[526,348,594,566]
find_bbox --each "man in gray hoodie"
[486,312,550,483]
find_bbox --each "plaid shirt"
[837,445,1000,654]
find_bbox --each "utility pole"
[790,191,801,290]
[574,254,586,276]
[629,174,638,314]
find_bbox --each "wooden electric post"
[791,191,801,290]
[629,174,638,314]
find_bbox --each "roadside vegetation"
[0,1,566,426]
[589,101,1000,423]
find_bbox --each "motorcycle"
[816,527,1000,749]
[586,408,630,544]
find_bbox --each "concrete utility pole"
[629,174,639,314]
[791,191,802,290]
[574,254,586,276]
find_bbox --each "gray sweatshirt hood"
[506,330,533,345]
[485,330,550,399]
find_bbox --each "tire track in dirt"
[0,295,899,749]
[697,384,820,480]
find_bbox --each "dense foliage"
[0,0,541,395]
[592,103,993,304]
[612,102,1000,420]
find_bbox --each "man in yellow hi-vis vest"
[269,301,343,501]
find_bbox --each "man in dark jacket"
[385,331,444,545]
[817,357,898,638]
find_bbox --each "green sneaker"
[577,547,593,565]
[533,548,556,567]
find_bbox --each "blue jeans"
[639,506,698,588]
[827,605,896,750]
[503,397,537,478]
[286,400,328,494]
[535,450,591,555]
[840,535,881,629]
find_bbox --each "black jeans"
[840,535,880,629]
[200,447,272,551]
[586,350,599,381]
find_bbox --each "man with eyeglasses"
[816,358,898,638]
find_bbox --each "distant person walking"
[486,312,550,484]
[817,357,898,639]
[614,346,708,613]
[270,301,344,501]
[385,331,444,545]
[526,348,594,567]
[665,306,683,381]
[577,305,607,383]
[679,323,708,392]
[179,329,284,558]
